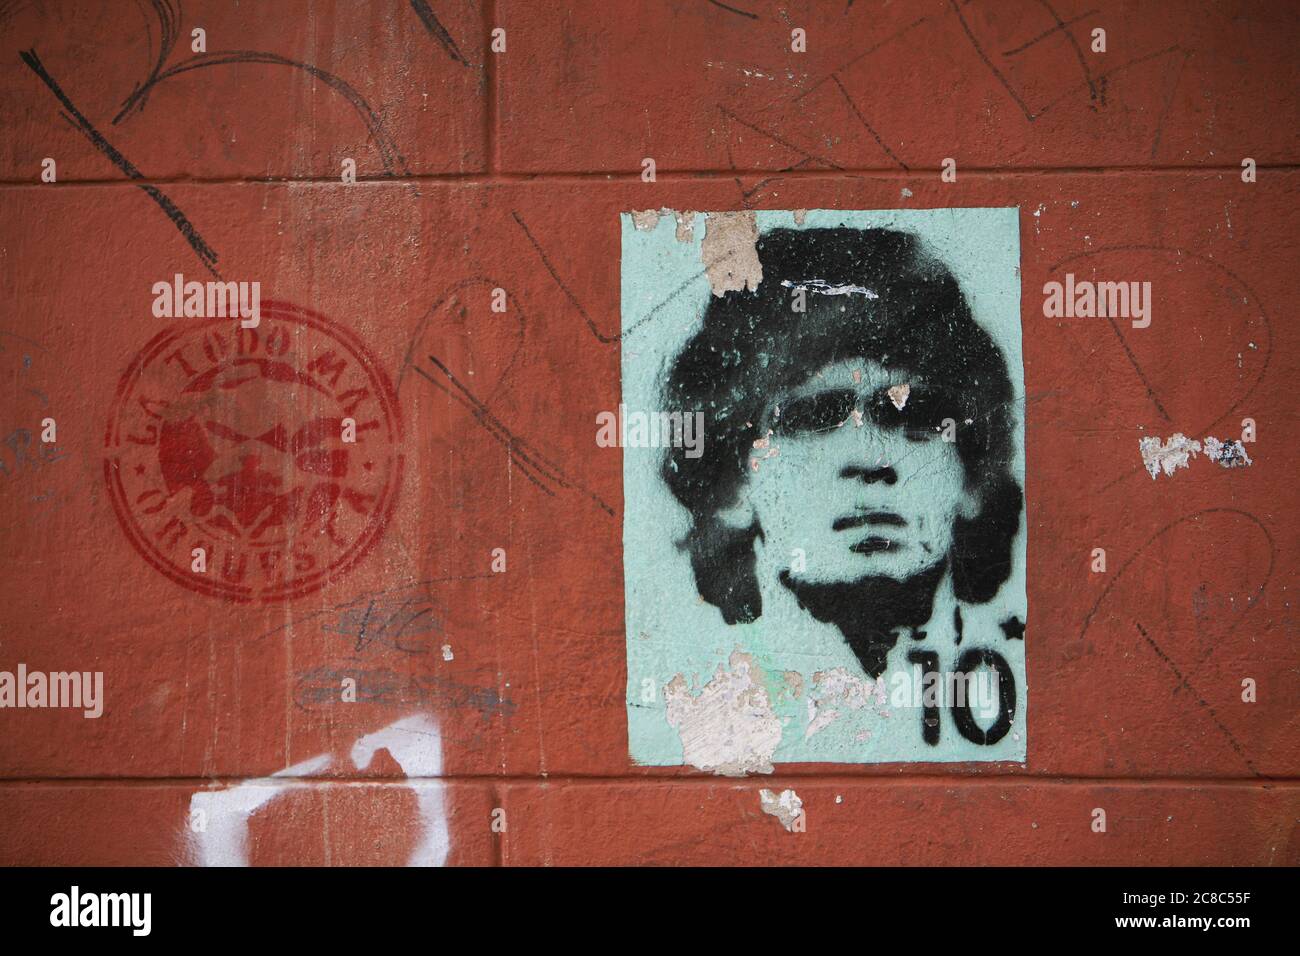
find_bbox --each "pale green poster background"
[621,209,1026,768]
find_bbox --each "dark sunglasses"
[770,385,957,442]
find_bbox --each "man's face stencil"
[726,358,978,587]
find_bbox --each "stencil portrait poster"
[620,209,1026,772]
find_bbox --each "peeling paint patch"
[759,788,804,831]
[1140,433,1202,479]
[1140,433,1255,478]
[805,667,879,740]
[793,209,808,225]
[749,429,779,471]
[887,383,911,410]
[631,209,662,231]
[701,210,763,296]
[782,671,805,700]
[441,644,454,661]
[664,648,781,776]
[1204,436,1253,469]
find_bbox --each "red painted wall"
[0,0,1295,866]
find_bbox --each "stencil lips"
[831,511,906,532]
[833,511,908,556]
[848,536,899,555]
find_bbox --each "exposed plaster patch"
[759,788,804,831]
[632,208,698,242]
[664,648,782,776]
[793,209,808,225]
[702,211,763,296]
[887,383,911,410]
[631,209,662,231]
[1139,433,1202,479]
[441,644,454,661]
[899,188,913,200]
[805,667,879,740]
[674,210,697,243]
[1204,436,1253,469]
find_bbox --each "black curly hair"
[660,226,1022,624]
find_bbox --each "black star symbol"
[999,616,1025,641]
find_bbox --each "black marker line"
[409,0,470,66]
[705,0,759,21]
[21,48,220,276]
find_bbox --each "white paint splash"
[704,61,777,81]
[780,278,878,298]
[351,715,449,867]
[185,715,449,867]
[186,754,331,867]
[759,788,804,831]
[664,649,782,776]
[441,644,454,661]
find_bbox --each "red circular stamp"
[104,301,403,602]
